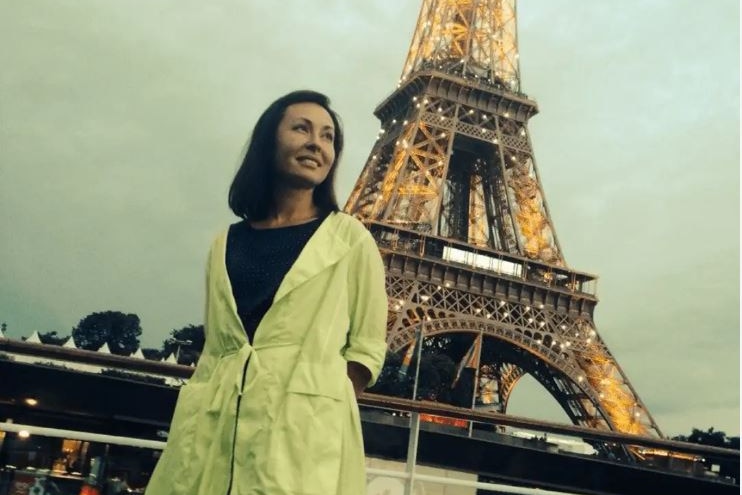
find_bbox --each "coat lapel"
[272,212,350,305]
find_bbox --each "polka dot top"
[226,215,326,343]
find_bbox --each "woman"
[145,90,388,495]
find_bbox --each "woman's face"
[274,102,336,190]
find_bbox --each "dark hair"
[228,90,344,220]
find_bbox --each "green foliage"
[161,324,204,365]
[368,348,457,402]
[672,427,739,479]
[39,330,69,346]
[368,351,408,396]
[672,427,739,449]
[417,352,457,402]
[71,311,142,355]
[688,427,728,447]
[141,348,164,361]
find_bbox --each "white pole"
[406,320,424,495]
[468,332,483,437]
[368,467,584,495]
[0,422,166,450]
[402,412,421,495]
[411,322,425,401]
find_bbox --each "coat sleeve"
[344,231,388,387]
[189,234,218,383]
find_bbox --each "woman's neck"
[251,187,320,229]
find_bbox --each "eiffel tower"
[345,0,663,439]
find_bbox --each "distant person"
[145,90,388,495]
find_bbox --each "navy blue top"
[226,216,325,342]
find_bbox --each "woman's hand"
[346,361,372,398]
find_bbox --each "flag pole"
[411,320,424,401]
[468,332,483,437]
[405,319,425,495]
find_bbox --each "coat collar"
[272,211,350,305]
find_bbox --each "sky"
[0,1,738,437]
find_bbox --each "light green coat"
[145,212,388,495]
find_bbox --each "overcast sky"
[0,1,738,437]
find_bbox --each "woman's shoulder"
[326,211,374,245]
[204,224,234,253]
[328,210,364,229]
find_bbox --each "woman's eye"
[323,134,334,141]
[294,124,308,132]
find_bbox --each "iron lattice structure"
[346,0,663,440]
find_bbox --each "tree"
[368,351,408,397]
[418,353,457,402]
[161,324,204,365]
[672,427,740,480]
[71,311,142,355]
[688,427,727,447]
[368,348,457,402]
[672,427,738,449]
[141,348,164,361]
[39,331,69,346]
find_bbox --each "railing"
[3,340,738,462]
[2,396,738,495]
[361,394,739,462]
[378,67,537,121]
[0,420,583,495]
[0,339,192,378]
[2,339,739,493]
[367,221,599,297]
